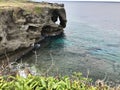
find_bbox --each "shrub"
[0,72,114,90]
[33,6,42,15]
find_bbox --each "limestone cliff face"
[0,2,67,61]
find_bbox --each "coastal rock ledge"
[0,2,67,61]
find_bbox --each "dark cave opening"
[0,37,2,42]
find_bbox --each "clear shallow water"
[22,2,120,82]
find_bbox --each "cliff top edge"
[0,1,64,9]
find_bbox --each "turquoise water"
[23,2,120,82]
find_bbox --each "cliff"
[0,2,67,61]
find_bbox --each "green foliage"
[33,6,42,15]
[0,73,116,90]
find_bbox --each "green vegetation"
[0,0,28,2]
[33,6,42,15]
[0,72,118,90]
[0,0,43,12]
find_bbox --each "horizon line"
[32,0,120,2]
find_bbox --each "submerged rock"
[0,2,67,61]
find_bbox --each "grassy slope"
[0,1,62,9]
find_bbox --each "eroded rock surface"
[0,2,67,61]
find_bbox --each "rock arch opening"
[51,9,66,28]
[51,10,59,24]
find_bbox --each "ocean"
[22,1,120,82]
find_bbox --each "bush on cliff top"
[0,72,118,90]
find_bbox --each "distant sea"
[23,1,120,83]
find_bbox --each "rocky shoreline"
[0,1,67,62]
